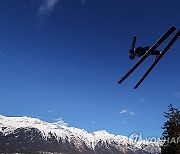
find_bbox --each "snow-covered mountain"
[0,115,161,154]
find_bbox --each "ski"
[118,26,176,85]
[134,30,180,89]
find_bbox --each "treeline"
[161,104,180,153]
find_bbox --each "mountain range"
[0,115,161,154]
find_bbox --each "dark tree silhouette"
[161,104,180,154]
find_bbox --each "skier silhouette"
[129,36,160,60]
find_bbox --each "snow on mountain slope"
[0,115,161,153]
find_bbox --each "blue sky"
[0,0,180,137]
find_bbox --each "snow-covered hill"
[0,115,161,154]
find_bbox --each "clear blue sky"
[0,0,180,137]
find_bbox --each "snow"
[0,115,161,153]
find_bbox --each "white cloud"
[173,91,180,98]
[120,109,128,114]
[120,109,135,116]
[129,112,135,116]
[36,0,87,28]
[48,108,56,113]
[91,121,96,124]
[37,0,59,17]
[37,0,86,18]
[139,98,145,103]
[36,0,59,29]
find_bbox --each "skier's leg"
[150,50,160,55]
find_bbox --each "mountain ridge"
[0,115,161,154]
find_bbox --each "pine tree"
[161,104,180,154]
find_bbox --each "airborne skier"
[118,26,180,89]
[129,36,160,60]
